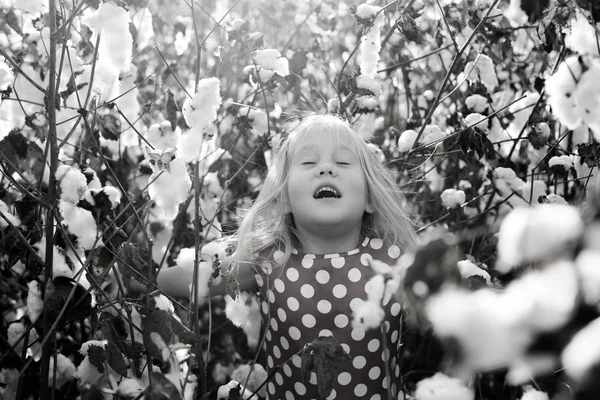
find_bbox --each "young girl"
[159,113,418,399]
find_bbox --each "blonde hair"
[232,113,417,267]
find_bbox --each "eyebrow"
[295,144,355,155]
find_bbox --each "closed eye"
[336,162,350,165]
[301,161,316,165]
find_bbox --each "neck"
[293,222,362,254]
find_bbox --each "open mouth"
[313,185,342,199]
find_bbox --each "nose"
[315,162,338,177]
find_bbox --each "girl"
[159,113,418,399]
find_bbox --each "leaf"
[3,8,23,35]
[520,0,551,22]
[81,385,105,400]
[117,242,155,284]
[88,345,107,373]
[106,340,128,376]
[165,89,179,131]
[97,113,122,140]
[396,15,423,44]
[143,310,174,360]
[146,372,183,400]
[0,131,46,180]
[44,276,92,322]
[301,336,350,399]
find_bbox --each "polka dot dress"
[256,238,404,400]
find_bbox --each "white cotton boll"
[351,299,385,330]
[174,248,212,304]
[117,378,144,397]
[0,200,21,228]
[441,189,466,208]
[520,386,549,400]
[562,316,600,383]
[464,113,487,130]
[152,294,175,312]
[182,77,222,138]
[48,353,77,388]
[84,3,132,72]
[56,165,88,204]
[458,180,472,191]
[465,94,489,113]
[7,323,27,355]
[33,236,73,278]
[217,380,253,400]
[358,7,385,78]
[419,125,446,146]
[463,55,498,93]
[369,259,392,275]
[496,205,583,272]
[225,295,250,328]
[521,180,547,204]
[414,372,474,400]
[27,280,44,322]
[397,130,418,153]
[355,3,381,20]
[59,201,101,250]
[147,158,191,220]
[575,250,600,306]
[548,155,573,170]
[457,260,490,283]
[131,8,154,51]
[356,96,378,111]
[0,58,14,91]
[365,274,386,302]
[253,49,290,79]
[507,355,558,386]
[367,143,385,162]
[504,0,528,27]
[230,364,268,398]
[85,186,122,209]
[543,194,568,205]
[13,0,47,14]
[356,75,381,96]
[563,9,600,56]
[545,56,585,129]
[76,340,107,385]
[240,293,261,350]
[573,64,600,138]
[237,107,268,138]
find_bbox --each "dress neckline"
[291,237,371,259]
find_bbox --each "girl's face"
[286,128,373,232]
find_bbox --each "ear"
[365,200,374,214]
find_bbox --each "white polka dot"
[283,364,292,377]
[391,302,401,316]
[368,338,380,352]
[341,343,350,354]
[268,356,274,369]
[326,388,337,399]
[278,308,287,322]
[331,257,345,268]
[292,355,302,368]
[261,261,273,275]
[391,330,399,343]
[360,253,373,266]
[266,330,272,341]
[273,250,285,265]
[392,384,397,396]
[351,328,365,341]
[348,268,361,282]
[287,297,299,311]
[391,356,397,367]
[294,382,306,395]
[301,284,315,298]
[286,267,299,281]
[316,269,330,284]
[338,372,352,385]
[382,376,390,389]
[395,364,400,377]
[268,382,276,394]
[255,274,264,287]
[370,238,383,249]
[281,336,289,350]
[354,384,368,396]
[275,372,283,385]
[353,356,366,369]
[262,301,269,314]
[388,245,401,259]
[285,390,294,400]
[309,372,317,384]
[268,290,275,303]
[371,395,382,400]
[381,321,390,334]
[271,318,279,331]
[334,314,349,328]
[273,345,281,359]
[302,257,314,268]
[349,298,362,311]
[382,349,390,362]
[368,366,381,380]
[289,326,301,340]
[274,278,285,293]
[317,299,331,314]
[302,314,316,328]
[333,284,347,298]
[319,329,333,337]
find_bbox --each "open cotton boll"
[147,158,191,220]
[465,94,489,113]
[520,180,547,204]
[351,298,385,330]
[0,59,14,91]
[217,380,253,400]
[56,165,88,204]
[573,64,600,138]
[76,340,107,385]
[131,8,154,51]
[59,201,101,250]
[48,354,77,389]
[575,250,600,307]
[230,364,268,398]
[562,316,600,384]
[563,9,600,56]
[520,386,549,400]
[0,200,20,228]
[356,74,381,96]
[414,372,474,400]
[358,6,385,78]
[457,260,490,283]
[117,378,144,397]
[419,125,446,146]
[397,130,418,153]
[181,77,222,139]
[545,56,585,130]
[146,121,181,150]
[441,189,466,208]
[355,3,381,20]
[33,236,73,278]
[253,49,290,80]
[496,204,583,272]
[173,248,213,304]
[464,113,488,130]
[27,281,44,322]
[548,155,574,170]
[463,54,498,93]
[225,295,250,328]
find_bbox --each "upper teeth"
[316,186,339,197]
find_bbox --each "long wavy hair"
[232,113,418,267]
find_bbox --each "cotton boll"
[563,9,600,56]
[217,380,253,400]
[48,353,77,389]
[230,364,268,398]
[147,158,192,220]
[131,8,154,51]
[419,125,446,146]
[253,49,290,79]
[463,55,498,93]
[457,260,490,283]
[573,64,600,138]
[174,248,213,304]
[496,205,584,272]
[575,250,600,307]
[358,7,385,78]
[0,59,14,91]
[414,372,474,400]
[76,341,107,385]
[464,113,488,130]
[152,294,175,312]
[561,316,600,384]
[146,121,181,150]
[59,201,101,250]
[545,56,585,130]
[56,165,88,204]
[355,3,381,20]
[181,77,222,138]
[465,94,489,113]
[441,189,466,208]
[27,281,44,322]
[397,129,418,152]
[520,180,547,204]
[356,74,381,96]
[84,3,132,72]
[365,274,386,302]
[225,295,250,328]
[351,299,385,330]
[520,386,549,400]
[548,155,574,170]
[0,200,20,228]
[240,292,261,350]
[117,378,144,397]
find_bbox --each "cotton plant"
[461,54,498,94]
[250,48,290,82]
[230,363,268,398]
[441,189,466,208]
[563,8,600,57]
[414,372,473,400]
